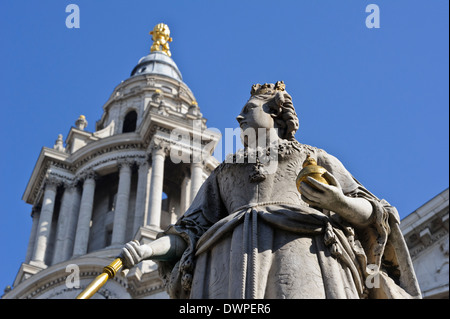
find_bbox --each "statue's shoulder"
[287,141,343,171]
[214,153,245,177]
[214,161,229,174]
[284,139,325,158]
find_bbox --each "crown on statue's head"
[250,81,286,96]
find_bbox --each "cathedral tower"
[4,23,220,299]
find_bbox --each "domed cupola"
[130,51,183,81]
[94,23,202,137]
[130,23,182,81]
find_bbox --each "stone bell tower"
[3,23,221,299]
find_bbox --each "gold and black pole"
[76,257,123,299]
[76,240,140,299]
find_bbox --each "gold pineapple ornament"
[150,23,173,57]
[296,155,330,193]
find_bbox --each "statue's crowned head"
[249,81,299,141]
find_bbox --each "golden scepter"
[76,240,138,299]
[76,257,123,299]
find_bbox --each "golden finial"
[150,23,173,57]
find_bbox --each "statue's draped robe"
[158,141,421,299]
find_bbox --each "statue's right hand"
[120,240,153,269]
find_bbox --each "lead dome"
[130,50,182,81]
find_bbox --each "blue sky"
[0,1,448,293]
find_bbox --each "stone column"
[72,171,96,256]
[190,162,203,203]
[52,181,77,264]
[31,178,59,266]
[180,175,191,214]
[111,159,133,245]
[147,141,168,228]
[25,206,41,263]
[132,159,149,236]
[64,182,81,260]
[143,163,152,228]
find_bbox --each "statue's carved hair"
[250,82,299,140]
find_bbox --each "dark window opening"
[123,110,137,133]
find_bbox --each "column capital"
[61,179,79,191]
[151,139,170,157]
[117,158,134,169]
[78,170,97,182]
[135,157,149,168]
[44,176,62,190]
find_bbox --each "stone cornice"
[408,226,448,259]
[72,142,145,173]
[23,105,221,206]
[401,188,449,234]
[24,122,220,205]
[68,133,143,165]
[22,140,146,205]
[22,147,70,204]
[401,188,449,260]
[142,114,220,149]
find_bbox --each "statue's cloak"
[157,140,421,299]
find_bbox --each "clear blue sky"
[0,0,448,293]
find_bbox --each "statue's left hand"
[299,171,346,212]
[299,171,373,226]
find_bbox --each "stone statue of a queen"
[121,82,421,299]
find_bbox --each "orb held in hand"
[296,155,330,193]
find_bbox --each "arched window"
[122,110,137,133]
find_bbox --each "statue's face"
[236,97,275,132]
[236,97,279,147]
